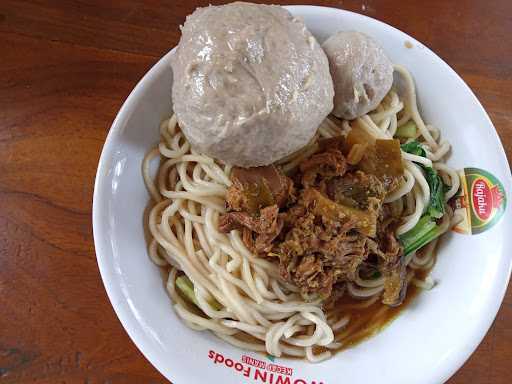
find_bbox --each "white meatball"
[322,31,393,120]
[171,2,334,167]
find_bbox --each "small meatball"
[322,31,393,120]
[171,2,334,167]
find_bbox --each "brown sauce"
[317,266,433,355]
[232,267,434,359]
[331,282,419,351]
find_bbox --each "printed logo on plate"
[451,167,507,235]
[207,350,325,384]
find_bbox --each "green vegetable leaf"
[424,167,445,218]
[398,215,443,255]
[400,140,427,157]
[400,140,446,218]
[398,140,448,254]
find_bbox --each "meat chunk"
[240,217,284,254]
[226,165,293,213]
[220,165,292,253]
[219,205,279,234]
[274,187,404,302]
[303,187,378,237]
[353,139,403,191]
[253,218,284,253]
[322,232,369,280]
[381,256,408,306]
[299,144,346,188]
[324,171,387,236]
[293,255,334,299]
[326,171,386,210]
[274,191,369,299]
[367,207,403,264]
[377,214,406,306]
[219,137,407,307]
[343,126,403,190]
[220,205,283,255]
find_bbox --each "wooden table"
[1,1,510,383]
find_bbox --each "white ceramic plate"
[93,6,512,384]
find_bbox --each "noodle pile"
[142,65,461,362]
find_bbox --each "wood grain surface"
[0,1,510,383]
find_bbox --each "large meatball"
[171,2,334,167]
[322,31,393,120]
